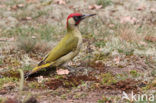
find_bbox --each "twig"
[18,69,24,92]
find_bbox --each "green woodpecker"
[26,13,96,78]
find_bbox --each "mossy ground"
[0,0,156,102]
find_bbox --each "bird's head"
[66,13,96,30]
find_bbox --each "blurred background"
[0,0,156,102]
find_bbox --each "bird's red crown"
[66,13,82,26]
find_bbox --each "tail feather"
[25,62,56,79]
[32,63,52,74]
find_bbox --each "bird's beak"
[81,14,96,20]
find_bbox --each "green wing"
[39,34,78,65]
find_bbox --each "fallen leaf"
[11,5,17,10]
[144,36,156,42]
[89,4,102,10]
[11,4,24,10]
[56,69,69,75]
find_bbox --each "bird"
[25,13,96,78]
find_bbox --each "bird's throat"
[67,25,79,33]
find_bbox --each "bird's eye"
[73,16,82,22]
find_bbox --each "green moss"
[63,80,71,87]
[125,49,134,56]
[93,53,109,61]
[116,73,129,81]
[22,65,33,71]
[1,70,20,78]
[95,41,106,47]
[61,94,67,99]
[118,64,125,68]
[54,75,64,79]
[130,70,140,78]
[63,80,76,87]
[118,49,134,56]
[73,93,85,99]
[97,96,110,103]
[96,0,112,8]
[28,81,45,89]
[97,99,106,103]
[100,73,117,85]
[0,97,6,103]
[0,59,3,65]
[0,77,18,89]
[151,69,156,77]
[141,85,150,91]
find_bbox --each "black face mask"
[73,16,83,26]
[73,16,82,22]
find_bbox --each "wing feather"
[38,35,78,65]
